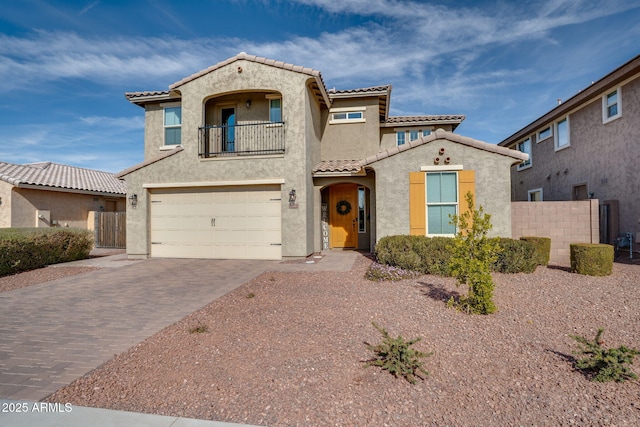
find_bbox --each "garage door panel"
[152,243,213,259]
[150,186,282,260]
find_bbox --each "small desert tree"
[447,192,501,314]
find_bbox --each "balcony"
[199,121,285,158]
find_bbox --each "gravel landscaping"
[0,266,99,293]
[44,253,639,426]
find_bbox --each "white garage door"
[150,185,282,260]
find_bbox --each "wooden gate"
[94,212,126,248]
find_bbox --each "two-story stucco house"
[499,54,640,246]
[118,53,527,260]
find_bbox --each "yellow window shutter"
[409,172,426,235]
[458,170,476,223]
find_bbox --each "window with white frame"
[164,106,182,146]
[528,188,543,201]
[269,98,282,122]
[537,126,552,142]
[554,117,570,151]
[517,137,532,170]
[358,186,366,233]
[409,130,419,141]
[602,88,621,123]
[426,172,457,235]
[422,129,432,137]
[396,131,406,146]
[329,107,365,124]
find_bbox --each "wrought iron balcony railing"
[199,121,285,158]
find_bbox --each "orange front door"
[330,184,358,248]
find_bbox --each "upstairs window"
[517,137,532,170]
[537,126,552,142]
[554,117,569,151]
[422,129,432,137]
[396,131,406,146]
[602,88,621,123]
[269,98,282,122]
[164,106,181,146]
[409,130,419,141]
[329,107,366,124]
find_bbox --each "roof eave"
[13,183,126,197]
[499,54,640,147]
[125,91,180,107]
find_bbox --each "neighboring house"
[118,52,527,260]
[0,161,126,229]
[498,54,640,245]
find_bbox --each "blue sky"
[1,0,639,173]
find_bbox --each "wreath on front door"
[336,200,352,215]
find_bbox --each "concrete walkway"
[0,250,361,426]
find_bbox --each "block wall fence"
[511,200,600,266]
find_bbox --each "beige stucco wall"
[0,181,13,228]
[511,76,640,238]
[372,137,517,240]
[123,59,324,258]
[3,187,124,229]
[320,98,381,160]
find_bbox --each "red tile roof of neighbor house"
[0,161,127,195]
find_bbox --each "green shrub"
[411,236,452,276]
[448,193,501,314]
[374,235,452,275]
[570,243,614,276]
[520,236,551,266]
[0,228,93,277]
[571,328,639,382]
[492,238,537,273]
[365,322,431,384]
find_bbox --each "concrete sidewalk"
[0,250,362,426]
[0,399,261,427]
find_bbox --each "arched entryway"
[317,179,374,251]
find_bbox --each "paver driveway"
[0,254,356,401]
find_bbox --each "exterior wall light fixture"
[288,189,296,204]
[129,193,138,208]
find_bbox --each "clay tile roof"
[312,160,364,173]
[327,85,391,96]
[360,129,528,166]
[125,90,170,100]
[385,115,466,125]
[0,161,127,195]
[169,52,325,90]
[125,90,178,106]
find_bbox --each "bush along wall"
[520,236,551,266]
[492,238,537,273]
[570,243,614,276]
[374,235,452,276]
[0,228,94,277]
[374,235,537,276]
